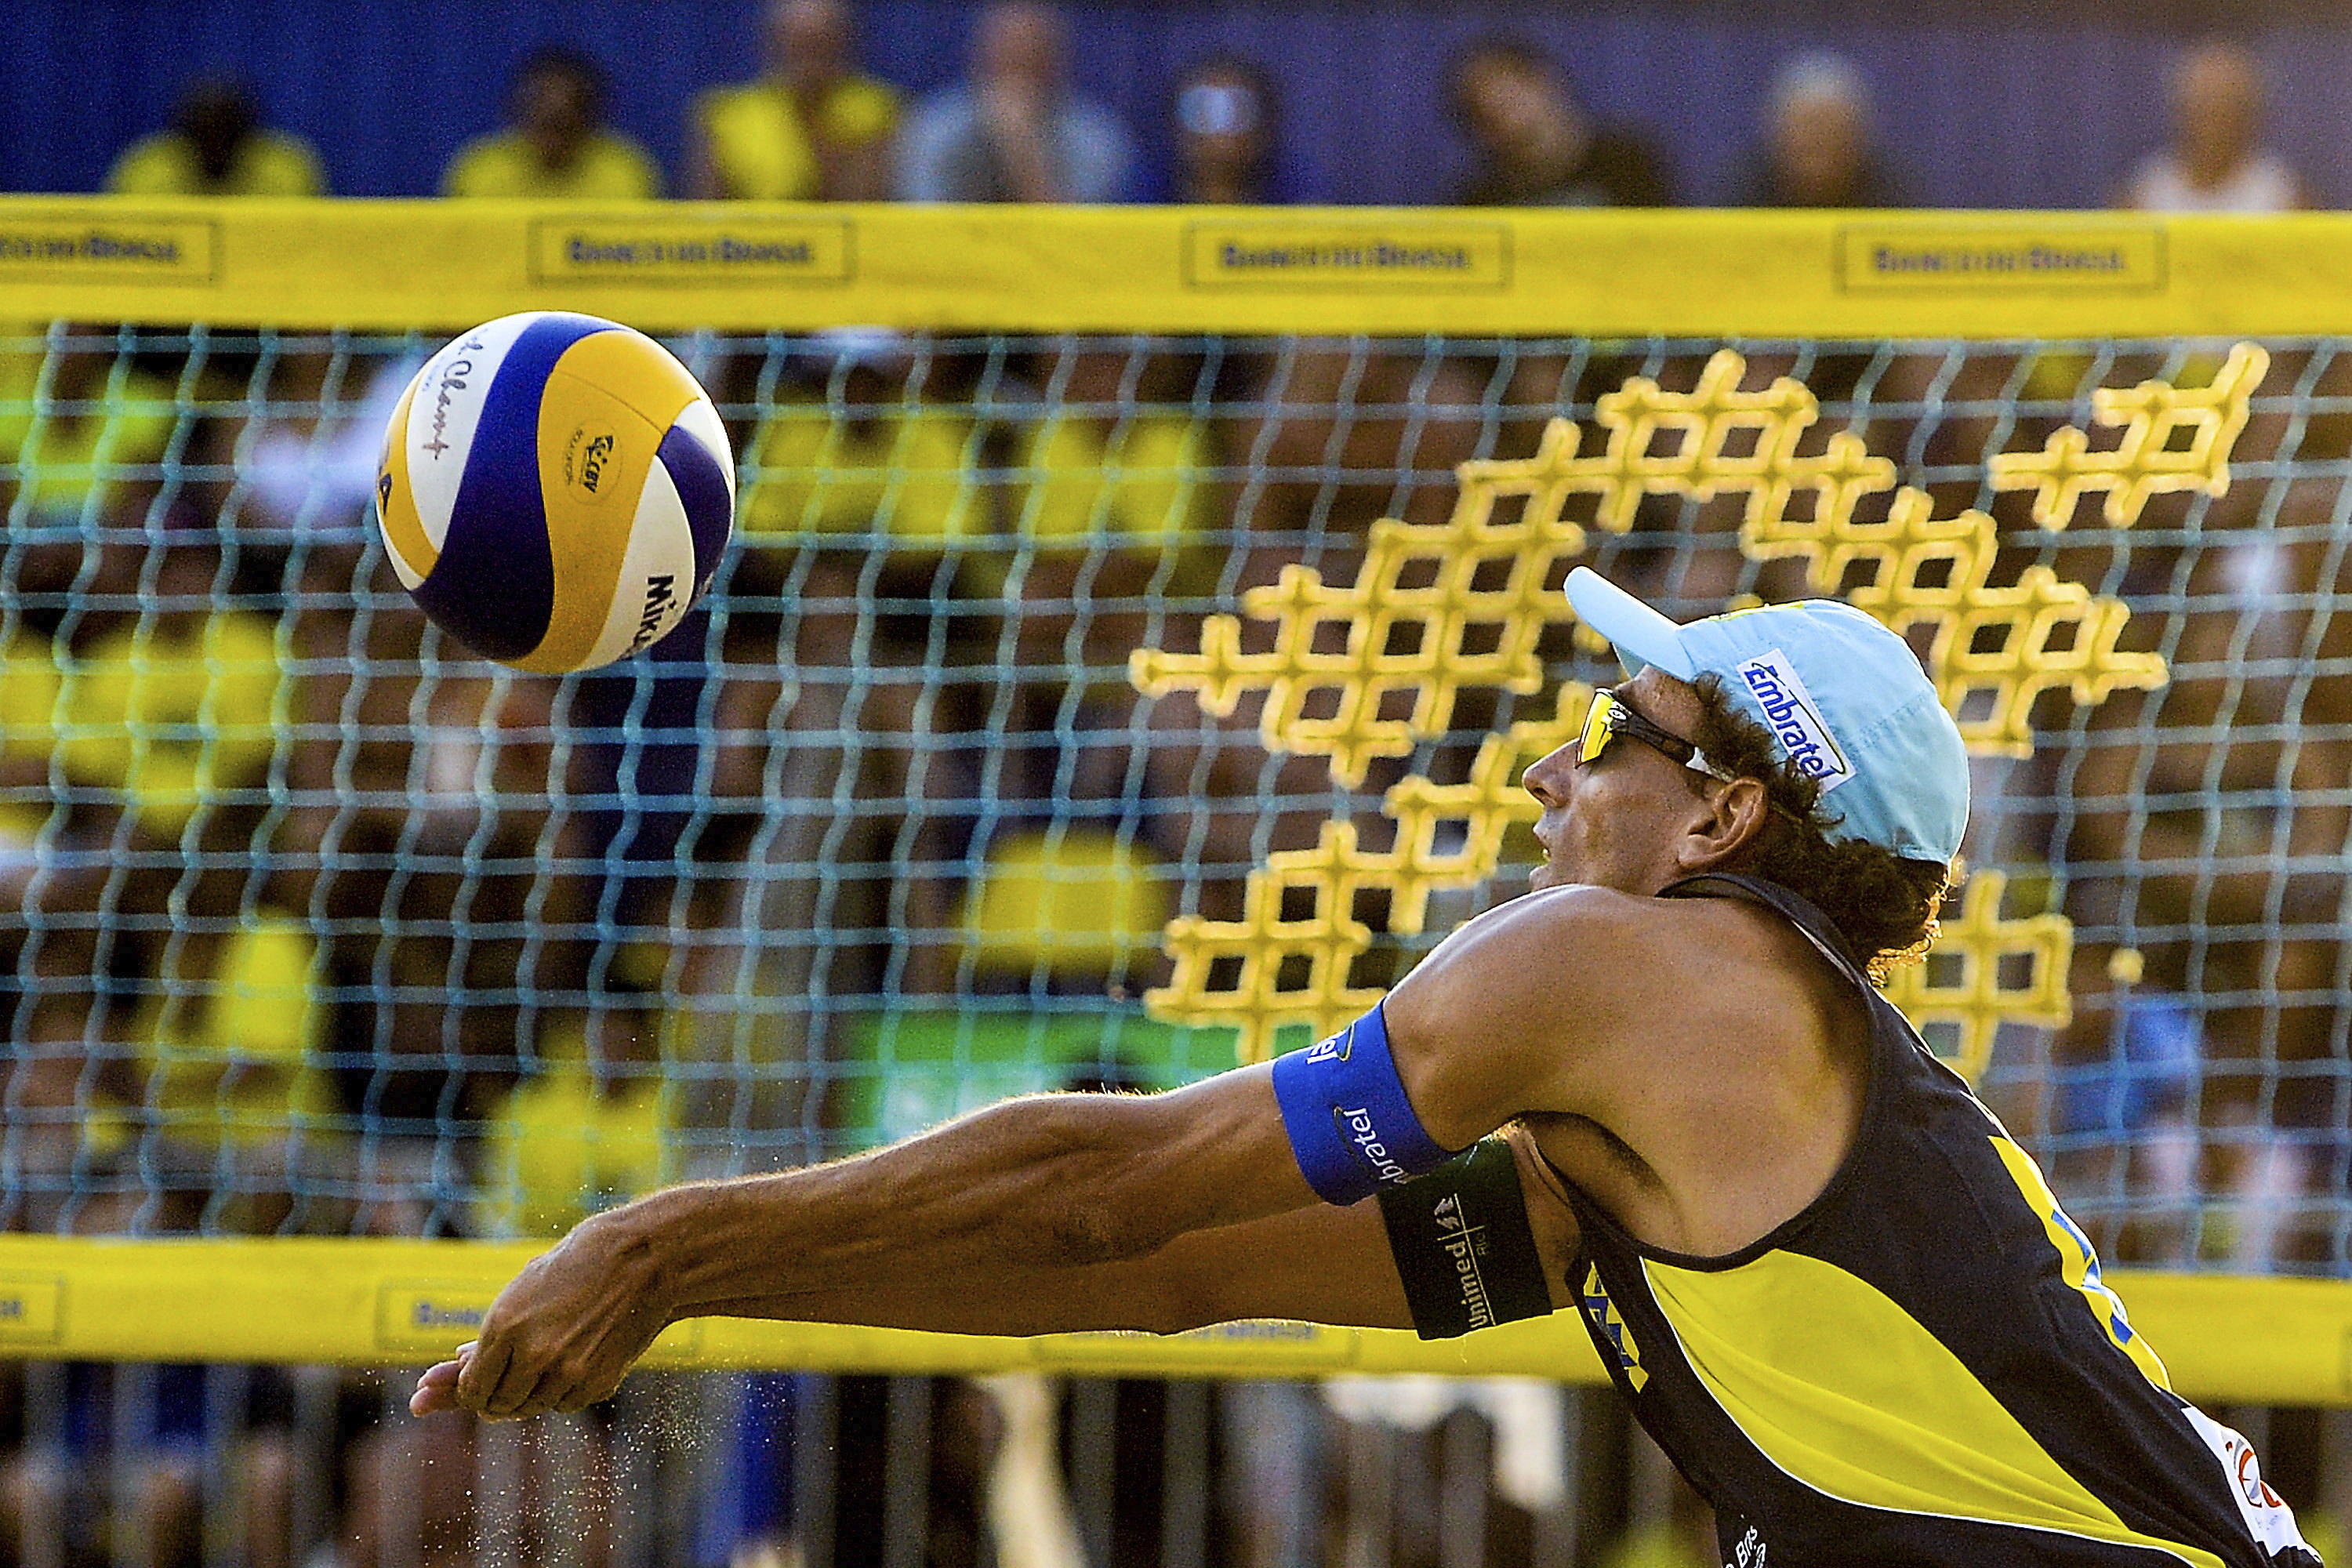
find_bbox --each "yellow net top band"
[9,198,2352,336]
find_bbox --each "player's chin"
[1529,860,1565,892]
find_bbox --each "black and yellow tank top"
[1559,873,2320,1567]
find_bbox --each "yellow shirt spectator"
[695,78,899,200]
[105,129,325,197]
[960,826,1173,979]
[0,630,60,845]
[131,913,338,1149]
[441,129,663,199]
[58,608,287,840]
[0,328,178,524]
[742,398,985,543]
[480,1011,671,1238]
[1013,414,1212,546]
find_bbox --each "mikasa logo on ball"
[630,575,680,654]
[563,421,621,499]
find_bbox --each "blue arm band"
[1271,1000,1459,1205]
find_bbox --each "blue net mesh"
[0,324,2343,1276]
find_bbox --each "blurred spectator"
[105,78,325,197]
[897,2,1137,204]
[0,620,64,883]
[687,0,899,201]
[1448,38,1668,206]
[441,46,661,199]
[229,347,419,539]
[55,537,285,849]
[2117,42,2310,212]
[342,1408,614,1568]
[283,549,591,1234]
[1738,51,1909,208]
[2039,472,2351,1270]
[477,975,670,1239]
[739,329,987,545]
[0,321,179,621]
[1169,56,1279,205]
[110,811,340,1236]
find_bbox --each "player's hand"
[409,1344,474,1416]
[438,1208,675,1420]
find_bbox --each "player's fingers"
[550,1319,647,1415]
[409,1359,465,1417]
[572,1372,628,1414]
[456,1334,514,1415]
[483,1356,546,1421]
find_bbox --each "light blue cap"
[1563,567,1968,865]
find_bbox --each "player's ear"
[1677,775,1771,870]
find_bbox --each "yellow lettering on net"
[1989,343,2269,528]
[1142,688,1591,1064]
[1879,871,2072,1085]
[1135,349,2264,1064]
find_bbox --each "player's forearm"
[659,1194,1411,1339]
[622,1073,1307,1315]
[679,1275,1190,1338]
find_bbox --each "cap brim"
[1563,568,1696,681]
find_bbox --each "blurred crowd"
[97,5,2318,216]
[0,5,2341,1566]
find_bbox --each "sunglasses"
[1575,688,1730,782]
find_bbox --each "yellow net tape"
[9,200,2352,336]
[1138,347,2269,1072]
[0,1236,2332,1401]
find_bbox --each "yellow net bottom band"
[0,1237,2336,1405]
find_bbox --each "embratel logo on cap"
[1738,650,1855,793]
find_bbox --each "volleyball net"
[1,200,2350,1403]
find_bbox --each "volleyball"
[374,310,735,673]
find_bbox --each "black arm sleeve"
[1375,1136,1555,1340]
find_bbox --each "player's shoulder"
[1401,881,1780,1029]
[1444,881,1842,1048]
[1457,879,1784,958]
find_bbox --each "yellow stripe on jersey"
[375,374,437,582]
[1989,1134,2173,1391]
[1643,1251,2221,1568]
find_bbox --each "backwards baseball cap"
[1563,567,1969,865]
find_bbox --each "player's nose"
[1522,742,1574,808]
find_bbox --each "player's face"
[1521,669,1715,895]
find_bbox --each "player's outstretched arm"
[420,887,1626,1421]
[663,1120,1582,1338]
[408,1122,1584,1419]
[432,1065,1328,1419]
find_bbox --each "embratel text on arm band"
[1272,1000,1459,1205]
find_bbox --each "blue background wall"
[12,1,2352,207]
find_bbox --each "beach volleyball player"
[416,569,2320,1566]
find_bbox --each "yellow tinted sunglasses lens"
[1577,691,1620,765]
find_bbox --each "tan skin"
[413,667,1874,1419]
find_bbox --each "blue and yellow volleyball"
[375,311,735,673]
